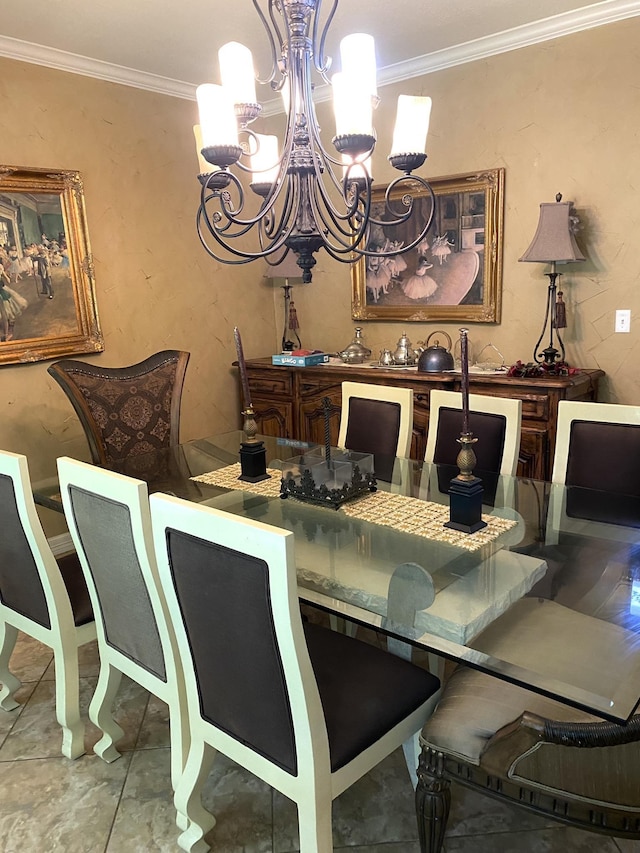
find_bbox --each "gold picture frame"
[0,165,103,365]
[351,168,505,323]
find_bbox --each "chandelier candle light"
[444,328,487,534]
[194,0,435,283]
[233,326,270,482]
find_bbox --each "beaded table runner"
[192,463,516,552]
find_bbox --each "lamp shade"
[519,198,585,264]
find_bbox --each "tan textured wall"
[0,58,280,532]
[307,18,640,405]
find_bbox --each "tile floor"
[1,630,639,853]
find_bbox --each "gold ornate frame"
[351,168,505,323]
[0,165,102,365]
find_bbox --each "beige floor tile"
[273,747,418,852]
[443,826,621,852]
[199,753,274,853]
[0,682,36,741]
[106,747,181,852]
[0,752,131,853]
[6,630,54,682]
[615,840,640,851]
[0,674,150,760]
[444,782,556,837]
[135,693,172,750]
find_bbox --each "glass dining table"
[35,430,640,725]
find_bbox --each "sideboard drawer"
[519,394,550,421]
[247,370,292,397]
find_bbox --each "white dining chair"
[0,450,96,759]
[150,492,441,853]
[547,400,640,546]
[425,389,522,476]
[338,381,414,459]
[57,456,190,830]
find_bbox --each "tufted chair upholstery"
[48,350,189,469]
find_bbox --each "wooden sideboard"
[243,358,604,481]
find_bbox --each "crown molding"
[0,0,638,109]
[0,35,196,100]
[378,0,640,88]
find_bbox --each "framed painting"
[0,165,103,365]
[351,168,505,323]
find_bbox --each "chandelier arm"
[200,165,293,235]
[197,210,269,265]
[199,175,260,238]
[199,172,301,262]
[259,179,298,244]
[298,102,367,231]
[310,179,368,246]
[314,0,338,82]
[252,0,281,86]
[198,204,292,262]
[362,175,436,233]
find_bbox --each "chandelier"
[194,0,435,283]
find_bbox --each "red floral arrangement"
[507,361,580,378]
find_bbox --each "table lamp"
[519,193,585,369]
[264,256,304,352]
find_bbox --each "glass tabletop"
[36,430,640,723]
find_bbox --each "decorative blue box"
[271,353,329,367]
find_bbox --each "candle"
[323,396,332,466]
[234,327,252,411]
[460,328,470,434]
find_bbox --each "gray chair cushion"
[422,598,640,764]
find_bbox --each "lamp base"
[239,441,270,483]
[444,475,487,534]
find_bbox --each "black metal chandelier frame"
[197,0,435,282]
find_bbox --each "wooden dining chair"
[48,350,190,469]
[424,389,522,476]
[57,456,190,829]
[149,492,441,853]
[0,450,96,759]
[416,595,640,853]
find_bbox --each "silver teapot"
[392,332,416,365]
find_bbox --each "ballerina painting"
[351,168,504,323]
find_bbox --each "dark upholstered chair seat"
[304,621,439,771]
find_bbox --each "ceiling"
[0,0,639,102]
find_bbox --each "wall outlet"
[616,309,631,333]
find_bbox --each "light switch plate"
[616,309,631,333]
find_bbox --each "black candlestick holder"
[238,406,270,483]
[444,433,487,534]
